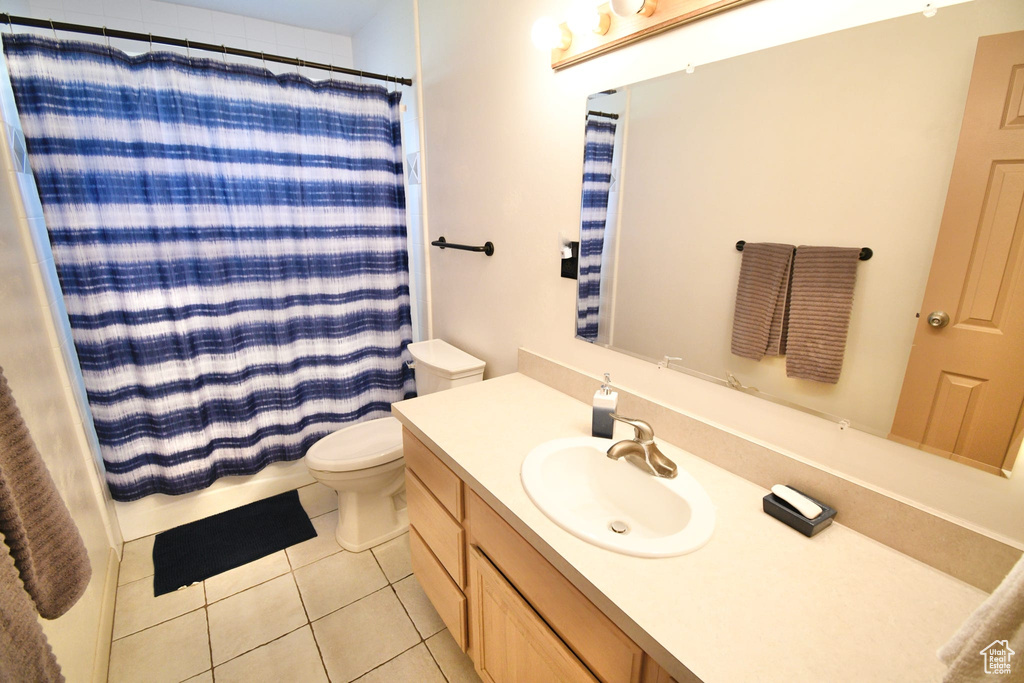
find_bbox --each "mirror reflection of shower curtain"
[3,35,415,501]
[576,115,617,342]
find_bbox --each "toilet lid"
[305,416,404,472]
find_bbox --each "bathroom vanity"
[392,372,988,682]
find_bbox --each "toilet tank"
[408,340,485,396]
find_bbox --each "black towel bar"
[735,240,872,261]
[431,236,494,256]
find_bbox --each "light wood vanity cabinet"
[402,428,677,683]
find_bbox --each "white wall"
[352,0,429,342]
[3,0,354,72]
[0,55,119,683]
[417,0,1024,545]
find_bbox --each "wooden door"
[467,545,596,683]
[890,30,1024,476]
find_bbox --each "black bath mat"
[152,489,316,596]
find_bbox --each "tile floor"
[107,483,481,683]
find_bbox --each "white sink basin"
[521,437,715,558]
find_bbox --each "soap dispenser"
[592,373,618,438]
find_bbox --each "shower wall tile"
[403,115,421,155]
[40,1,357,70]
[211,11,245,38]
[140,0,176,26]
[102,0,143,22]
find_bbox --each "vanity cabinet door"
[467,545,596,683]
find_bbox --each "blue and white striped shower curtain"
[576,115,616,342]
[3,35,415,501]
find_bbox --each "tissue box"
[762,487,836,537]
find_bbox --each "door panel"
[891,30,1024,475]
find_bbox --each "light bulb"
[567,1,610,36]
[531,17,572,51]
[923,3,937,17]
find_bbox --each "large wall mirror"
[575,0,1024,477]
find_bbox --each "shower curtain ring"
[185,38,191,60]
[102,26,110,48]
[49,19,57,40]
[149,33,153,52]
[261,51,267,70]
[221,44,227,63]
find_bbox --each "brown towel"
[0,529,63,682]
[0,366,90,619]
[785,247,862,384]
[731,242,795,360]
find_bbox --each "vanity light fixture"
[531,16,572,50]
[922,3,937,17]
[567,1,611,36]
[609,0,658,18]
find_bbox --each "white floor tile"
[108,609,210,683]
[207,574,308,665]
[426,629,481,683]
[214,626,328,683]
[297,483,338,518]
[293,550,388,621]
[394,574,445,639]
[204,551,291,604]
[312,588,420,682]
[286,512,341,569]
[354,643,445,683]
[118,535,155,586]
[371,532,412,583]
[112,576,205,639]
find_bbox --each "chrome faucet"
[606,414,677,479]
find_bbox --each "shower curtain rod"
[0,13,413,86]
[587,110,619,120]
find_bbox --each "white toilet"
[305,339,485,551]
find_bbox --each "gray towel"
[785,246,861,384]
[730,242,795,361]
[939,553,1024,682]
[0,528,63,682]
[0,365,91,619]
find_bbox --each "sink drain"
[609,520,630,535]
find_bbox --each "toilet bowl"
[305,340,485,551]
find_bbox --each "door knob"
[927,311,950,328]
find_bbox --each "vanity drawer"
[403,428,464,520]
[410,526,468,651]
[467,490,644,683]
[407,469,466,588]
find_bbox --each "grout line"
[211,622,310,674]
[308,584,393,627]
[388,582,425,642]
[205,560,292,606]
[204,607,214,682]
[422,635,454,683]
[350,640,425,682]
[111,600,206,643]
[290,567,314,624]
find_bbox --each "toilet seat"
[305,416,403,472]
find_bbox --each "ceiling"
[169,0,388,36]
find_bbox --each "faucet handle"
[609,414,654,442]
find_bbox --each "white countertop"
[392,374,985,682]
